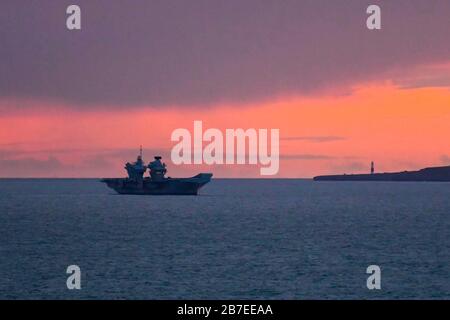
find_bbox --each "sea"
[0,179,448,299]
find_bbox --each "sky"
[1,0,450,178]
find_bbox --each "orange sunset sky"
[1,80,449,178]
[1,1,450,178]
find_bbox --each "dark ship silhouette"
[314,162,450,182]
[101,148,212,195]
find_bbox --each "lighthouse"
[371,161,375,174]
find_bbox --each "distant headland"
[314,163,450,182]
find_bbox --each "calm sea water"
[0,179,448,299]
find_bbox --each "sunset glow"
[1,82,449,178]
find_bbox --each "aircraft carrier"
[101,148,212,195]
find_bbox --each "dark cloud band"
[1,0,450,109]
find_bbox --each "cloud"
[281,136,346,143]
[330,161,368,174]
[281,154,334,160]
[393,63,450,89]
[440,154,450,165]
[0,147,171,177]
[1,0,450,110]
[0,157,68,177]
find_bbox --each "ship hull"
[101,173,212,195]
